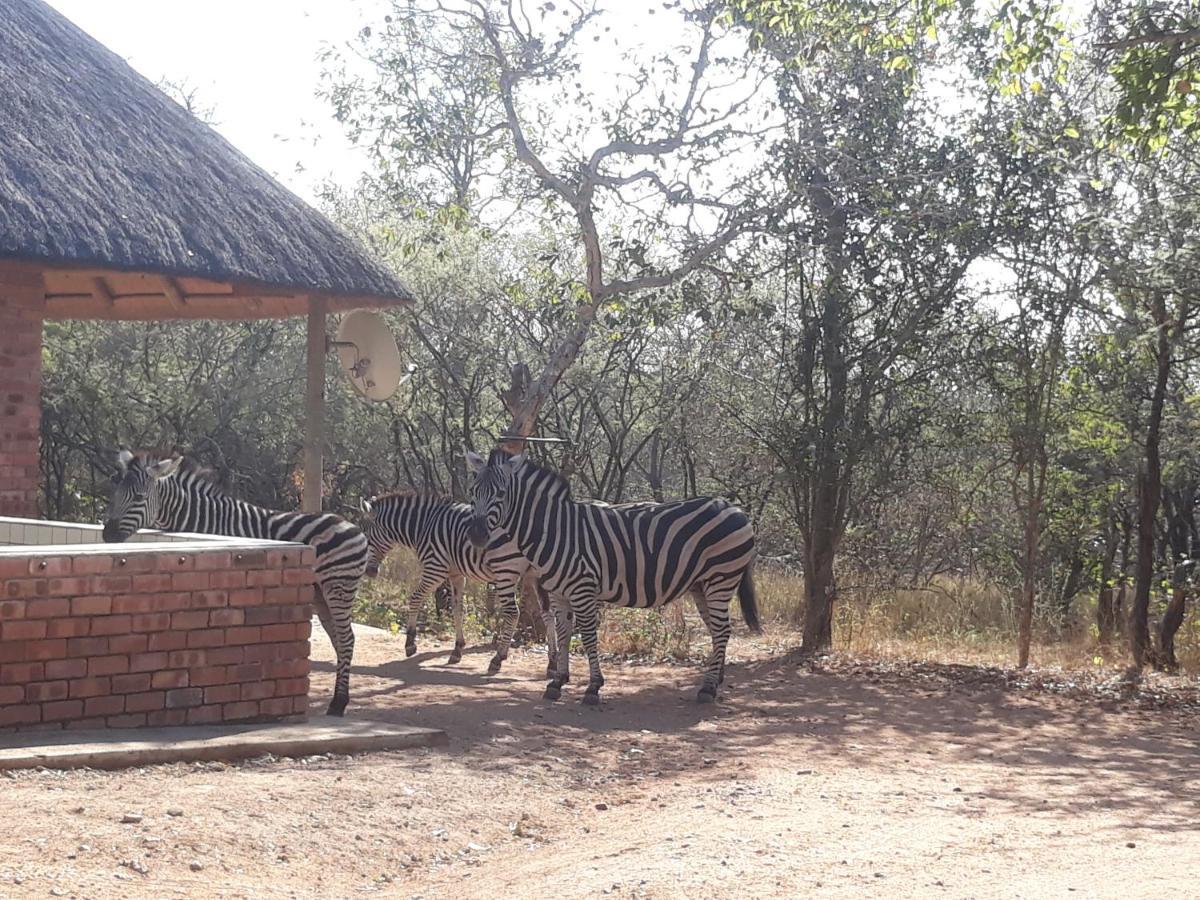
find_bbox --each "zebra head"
[102,450,182,542]
[465,449,524,548]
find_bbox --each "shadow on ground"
[309,630,1200,835]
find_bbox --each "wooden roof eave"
[36,264,412,321]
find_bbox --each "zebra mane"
[174,457,228,496]
[487,449,572,497]
[370,489,459,507]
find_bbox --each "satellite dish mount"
[328,310,412,402]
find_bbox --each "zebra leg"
[312,586,344,715]
[690,588,721,683]
[576,603,605,706]
[318,583,356,717]
[404,568,444,658]
[488,580,520,675]
[544,600,559,680]
[536,580,558,679]
[696,586,734,704]
[544,596,574,701]
[447,574,467,664]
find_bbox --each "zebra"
[102,450,366,717]
[465,449,760,706]
[360,491,560,676]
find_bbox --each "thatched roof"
[0,0,413,319]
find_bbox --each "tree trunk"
[1017,498,1038,668]
[1056,553,1084,634]
[1130,295,1172,670]
[1096,519,1120,645]
[1157,586,1186,672]
[802,538,836,650]
[1016,448,1045,669]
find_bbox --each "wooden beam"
[162,277,187,310]
[302,296,327,513]
[91,277,115,307]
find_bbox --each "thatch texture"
[0,0,412,309]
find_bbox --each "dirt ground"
[1,626,1197,900]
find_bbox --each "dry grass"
[355,559,1200,677]
[353,547,494,640]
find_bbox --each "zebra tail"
[738,564,762,634]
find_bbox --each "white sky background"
[45,0,389,204]
[43,0,722,209]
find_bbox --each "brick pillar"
[0,263,45,518]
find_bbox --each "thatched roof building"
[0,0,414,516]
[0,0,413,319]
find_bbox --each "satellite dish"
[329,311,410,402]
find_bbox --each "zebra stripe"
[466,449,760,705]
[102,451,366,716]
[362,492,559,677]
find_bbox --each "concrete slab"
[0,719,447,771]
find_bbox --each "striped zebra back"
[155,463,367,589]
[470,450,756,609]
[362,492,478,575]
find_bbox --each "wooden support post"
[303,296,327,513]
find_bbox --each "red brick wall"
[0,264,44,519]
[0,544,315,731]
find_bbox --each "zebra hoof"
[582,691,600,707]
[487,656,504,675]
[405,642,417,658]
[543,683,562,701]
[697,688,717,704]
[448,649,462,665]
[326,695,348,717]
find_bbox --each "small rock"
[189,861,204,872]
[51,889,66,897]
[796,769,813,775]
[70,806,85,814]
[1126,842,1136,849]
[167,808,184,818]
[595,802,609,811]
[120,813,143,824]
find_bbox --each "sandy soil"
[1,626,1197,900]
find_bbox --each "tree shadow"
[309,634,1200,835]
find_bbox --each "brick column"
[0,263,44,518]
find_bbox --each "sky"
[42,0,692,210]
[45,0,382,204]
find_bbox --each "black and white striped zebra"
[361,491,559,676]
[102,450,366,717]
[465,449,760,705]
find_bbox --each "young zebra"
[466,449,760,705]
[102,450,367,717]
[361,491,559,676]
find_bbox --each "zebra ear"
[148,455,182,479]
[505,452,525,473]
[116,449,134,470]
[465,450,487,473]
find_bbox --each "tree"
[1093,0,1200,150]
[335,1,784,451]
